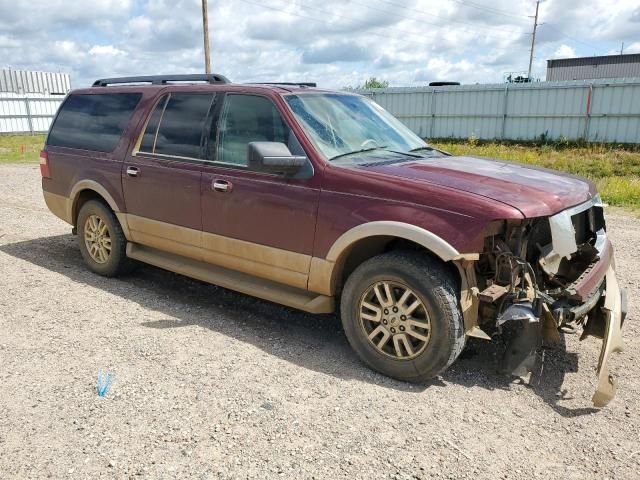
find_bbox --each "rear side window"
[47,93,141,152]
[139,93,215,159]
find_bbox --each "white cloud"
[0,0,637,88]
[89,45,126,57]
[0,35,19,48]
[624,42,640,54]
[553,44,577,59]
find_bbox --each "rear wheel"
[77,200,132,277]
[340,251,465,382]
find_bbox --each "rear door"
[199,92,321,289]
[122,91,216,258]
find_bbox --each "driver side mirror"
[247,142,307,176]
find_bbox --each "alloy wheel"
[84,214,112,264]
[359,281,431,359]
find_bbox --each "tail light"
[39,150,50,178]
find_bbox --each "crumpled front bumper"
[546,197,626,407]
[591,260,626,407]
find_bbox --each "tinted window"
[140,93,214,159]
[139,96,168,152]
[217,95,291,166]
[48,93,142,152]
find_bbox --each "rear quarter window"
[47,93,142,153]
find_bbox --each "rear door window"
[47,93,142,152]
[139,93,215,159]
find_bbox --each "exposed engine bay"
[456,196,627,407]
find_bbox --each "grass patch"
[0,134,46,163]
[431,141,640,211]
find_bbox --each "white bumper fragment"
[592,264,625,407]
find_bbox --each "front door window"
[216,94,293,166]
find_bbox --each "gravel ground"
[0,164,638,479]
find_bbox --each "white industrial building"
[0,69,70,134]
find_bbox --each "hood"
[362,155,595,217]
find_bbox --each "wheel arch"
[68,181,131,238]
[69,181,120,223]
[309,221,463,296]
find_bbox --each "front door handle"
[212,179,232,193]
[126,166,140,177]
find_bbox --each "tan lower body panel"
[42,190,132,238]
[43,192,335,297]
[126,214,312,291]
[127,243,333,314]
[43,191,72,224]
[307,257,335,296]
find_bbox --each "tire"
[77,199,133,277]
[340,250,465,382]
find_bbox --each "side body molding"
[308,221,461,296]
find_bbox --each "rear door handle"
[212,179,232,193]
[126,166,139,177]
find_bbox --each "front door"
[122,92,216,258]
[200,93,320,289]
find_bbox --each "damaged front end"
[455,195,627,407]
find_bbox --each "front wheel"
[340,251,465,382]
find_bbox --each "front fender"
[325,221,460,263]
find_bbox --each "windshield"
[284,93,428,160]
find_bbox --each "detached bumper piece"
[591,266,625,407]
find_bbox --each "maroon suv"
[41,74,626,406]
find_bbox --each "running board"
[126,243,334,314]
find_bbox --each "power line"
[438,0,529,21]
[233,0,436,46]
[368,0,527,34]
[541,23,604,54]
[236,0,528,47]
[234,0,445,44]
[360,0,605,57]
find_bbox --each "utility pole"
[201,0,211,73]
[620,42,624,55]
[527,0,540,80]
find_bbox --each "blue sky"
[0,0,638,88]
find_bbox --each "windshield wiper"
[409,146,435,152]
[329,146,388,161]
[408,145,449,157]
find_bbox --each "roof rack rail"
[92,74,230,87]
[250,82,317,88]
